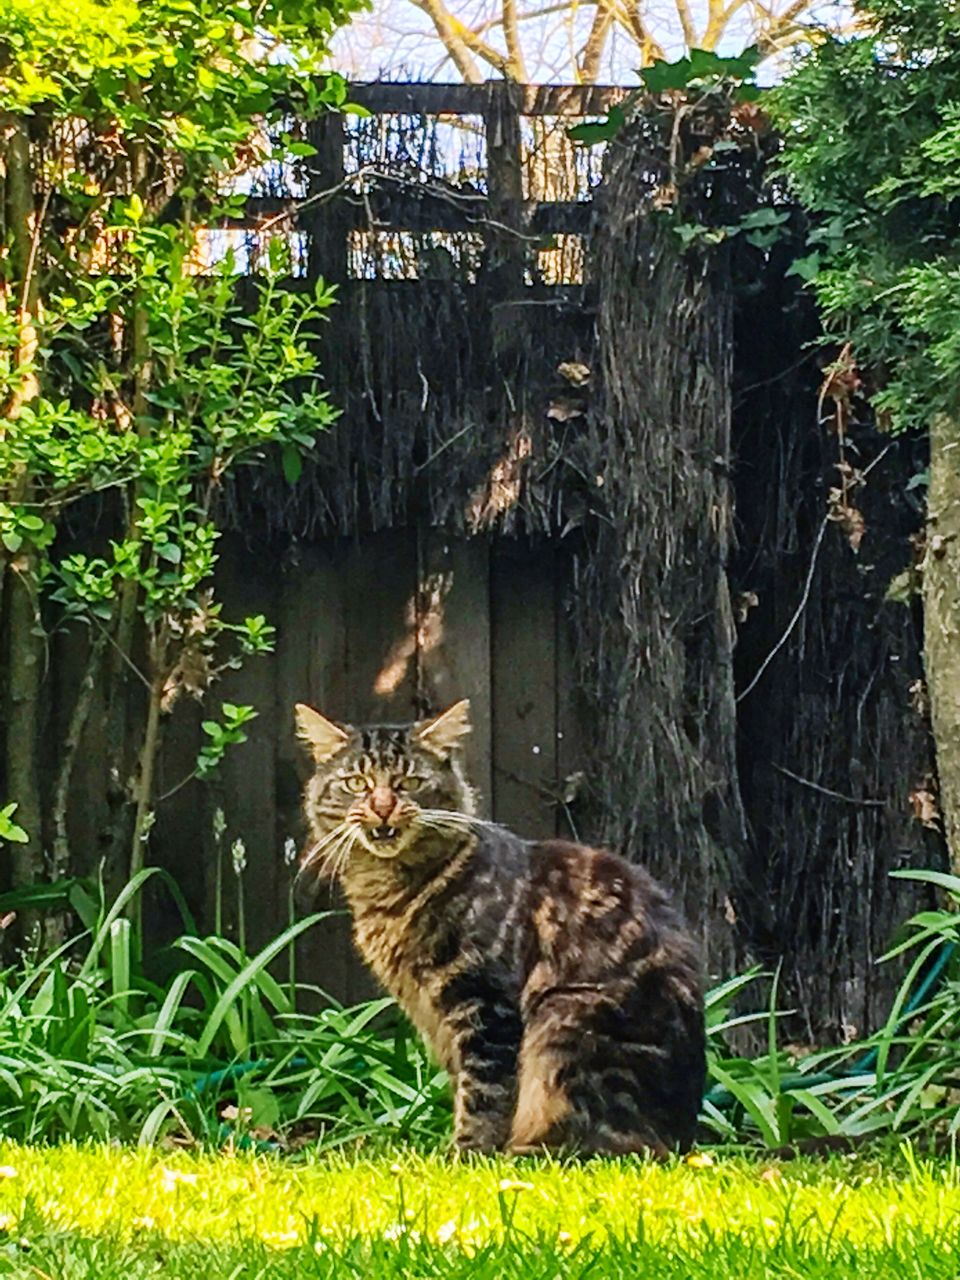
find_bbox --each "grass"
[0,1143,959,1277]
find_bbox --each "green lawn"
[0,1143,957,1278]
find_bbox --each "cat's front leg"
[447,984,523,1153]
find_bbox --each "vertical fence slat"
[417,529,494,814]
[490,540,558,837]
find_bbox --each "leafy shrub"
[3,865,958,1152]
[0,871,446,1149]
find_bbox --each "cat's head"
[295,699,476,876]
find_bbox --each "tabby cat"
[295,698,705,1155]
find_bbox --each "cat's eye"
[341,775,369,794]
[398,776,423,792]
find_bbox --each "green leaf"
[281,443,303,486]
[739,208,791,230]
[687,48,729,78]
[641,59,694,94]
[785,252,822,283]
[0,803,29,844]
[236,1082,281,1130]
[194,914,330,1058]
[568,104,626,145]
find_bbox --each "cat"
[295,697,706,1156]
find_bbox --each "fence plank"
[555,556,589,843]
[417,530,493,815]
[275,541,357,1007]
[344,531,420,724]
[490,541,558,837]
[237,193,594,236]
[306,111,347,284]
[347,82,625,117]
[214,536,281,954]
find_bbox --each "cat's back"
[521,837,702,989]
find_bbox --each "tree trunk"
[579,123,749,975]
[5,561,44,899]
[924,411,960,871]
[2,117,46,908]
[100,125,152,897]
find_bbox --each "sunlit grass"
[0,1143,958,1277]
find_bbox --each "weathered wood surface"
[346,82,626,117]
[76,531,588,1004]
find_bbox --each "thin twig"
[414,422,474,473]
[771,761,887,808]
[90,615,153,691]
[155,768,199,806]
[736,514,829,703]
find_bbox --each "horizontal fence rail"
[209,81,628,284]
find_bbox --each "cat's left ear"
[295,703,349,762]
[415,699,471,758]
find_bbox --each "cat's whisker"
[316,827,358,880]
[300,822,350,867]
[295,831,343,890]
[415,808,502,836]
[328,828,361,881]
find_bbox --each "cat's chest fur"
[345,839,505,1071]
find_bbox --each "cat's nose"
[368,786,398,820]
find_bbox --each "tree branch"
[578,2,616,83]
[502,0,529,80]
[616,0,667,65]
[411,0,504,81]
[673,0,700,49]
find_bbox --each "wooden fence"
[127,532,586,1004]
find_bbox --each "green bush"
[0,871,447,1149]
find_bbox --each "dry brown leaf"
[734,591,759,624]
[557,361,591,387]
[546,398,584,423]
[687,145,713,171]
[820,342,862,411]
[651,182,678,211]
[909,785,941,829]
[732,101,770,134]
[827,489,866,551]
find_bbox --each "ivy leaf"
[568,104,626,145]
[687,48,730,78]
[739,208,791,229]
[785,251,822,283]
[641,59,694,94]
[724,44,762,79]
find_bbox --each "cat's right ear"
[294,704,349,763]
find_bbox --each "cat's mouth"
[370,825,399,843]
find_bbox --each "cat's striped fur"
[296,699,705,1155]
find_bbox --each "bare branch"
[673,0,700,50]
[410,0,487,81]
[704,0,751,48]
[502,0,529,79]
[616,0,667,65]
[578,2,616,83]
